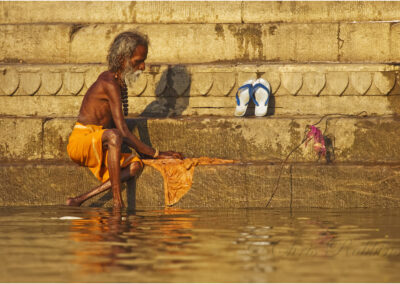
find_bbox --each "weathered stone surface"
[292,164,400,208]
[242,1,400,23]
[279,73,303,95]
[0,163,99,206]
[41,71,63,96]
[262,23,337,62]
[298,72,326,96]
[261,72,281,94]
[347,72,372,96]
[0,67,19,95]
[208,73,236,96]
[1,162,399,208]
[0,118,42,161]
[3,2,400,25]
[339,23,391,63]
[321,72,349,96]
[42,118,76,160]
[32,115,400,163]
[63,72,85,96]
[190,72,213,96]
[19,72,41,96]
[372,72,396,95]
[1,95,400,118]
[1,63,399,97]
[0,1,242,24]
[390,23,400,62]
[0,23,338,64]
[0,25,70,64]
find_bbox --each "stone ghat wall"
[1,1,400,64]
[1,1,400,208]
[1,64,400,117]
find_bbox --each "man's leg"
[66,129,142,207]
[66,161,142,206]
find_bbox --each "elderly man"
[66,31,183,208]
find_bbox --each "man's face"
[122,44,148,83]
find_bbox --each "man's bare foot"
[66,197,82,207]
[113,201,125,209]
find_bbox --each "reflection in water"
[0,207,399,282]
[69,208,196,276]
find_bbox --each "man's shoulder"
[97,71,119,93]
[98,71,116,85]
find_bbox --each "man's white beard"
[123,69,142,86]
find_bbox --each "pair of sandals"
[234,78,271,117]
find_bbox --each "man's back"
[77,71,120,128]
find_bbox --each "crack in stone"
[337,23,344,62]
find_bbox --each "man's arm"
[104,80,183,159]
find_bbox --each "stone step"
[2,2,400,24]
[1,22,400,64]
[1,64,400,97]
[2,116,400,164]
[0,162,399,208]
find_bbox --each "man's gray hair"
[107,31,149,72]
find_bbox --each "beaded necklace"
[115,74,129,116]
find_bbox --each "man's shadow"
[91,66,191,208]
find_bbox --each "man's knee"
[129,161,143,176]
[104,129,122,147]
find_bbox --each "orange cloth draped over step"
[143,157,236,206]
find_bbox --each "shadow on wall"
[141,65,191,118]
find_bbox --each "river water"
[0,206,399,282]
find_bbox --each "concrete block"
[1,162,399,208]
[0,1,242,24]
[0,25,70,64]
[243,1,400,23]
[261,72,281,95]
[325,117,400,163]
[320,72,349,96]
[42,118,76,160]
[263,23,338,62]
[133,1,242,24]
[297,72,326,96]
[348,72,372,96]
[40,71,63,96]
[292,164,400,208]
[0,163,99,206]
[0,118,43,161]
[19,72,41,96]
[279,73,303,95]
[0,67,19,95]
[372,72,396,95]
[390,23,400,62]
[63,72,85,96]
[208,73,236,96]
[0,96,83,117]
[339,23,391,62]
[190,72,213,96]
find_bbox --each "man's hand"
[157,151,184,160]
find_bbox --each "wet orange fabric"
[67,122,142,183]
[143,157,235,206]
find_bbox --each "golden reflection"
[68,208,196,275]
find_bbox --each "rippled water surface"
[0,206,399,282]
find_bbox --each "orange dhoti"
[67,122,142,183]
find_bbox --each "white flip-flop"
[252,78,271,117]
[234,79,254,117]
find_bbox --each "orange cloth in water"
[67,122,142,183]
[143,157,235,206]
